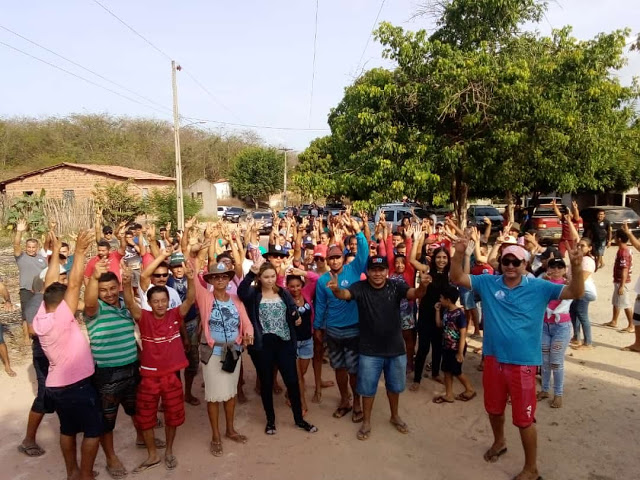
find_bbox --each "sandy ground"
[0,246,638,480]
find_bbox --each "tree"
[295,0,640,224]
[93,180,146,226]
[147,188,202,228]
[4,189,47,236]
[229,147,284,208]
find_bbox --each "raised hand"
[419,271,432,286]
[405,225,415,239]
[465,239,476,256]
[147,224,156,240]
[121,261,133,284]
[93,259,109,279]
[185,216,197,230]
[75,229,95,253]
[16,219,28,232]
[326,271,339,292]
[49,230,62,252]
[566,242,583,268]
[183,262,195,280]
[453,237,469,254]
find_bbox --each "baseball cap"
[548,258,566,269]
[367,255,389,270]
[501,245,527,261]
[102,226,113,234]
[169,252,185,267]
[502,235,518,245]
[327,245,343,258]
[313,244,328,258]
[540,247,562,261]
[303,235,314,246]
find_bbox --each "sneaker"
[296,420,318,433]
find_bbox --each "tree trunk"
[452,169,468,227]
[505,190,514,223]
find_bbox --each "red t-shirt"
[84,251,123,282]
[613,248,632,284]
[138,308,188,377]
[471,262,494,276]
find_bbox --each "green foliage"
[0,114,261,186]
[229,147,284,207]
[295,0,640,222]
[147,188,202,228]
[93,180,146,226]
[5,190,48,236]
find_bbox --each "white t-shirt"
[139,284,182,311]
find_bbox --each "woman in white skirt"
[194,260,254,457]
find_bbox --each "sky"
[1,0,638,152]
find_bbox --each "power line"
[308,0,320,128]
[0,24,173,114]
[0,40,170,116]
[91,0,172,61]
[355,0,387,74]
[182,115,329,132]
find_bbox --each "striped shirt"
[86,298,138,368]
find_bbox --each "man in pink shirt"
[32,230,103,480]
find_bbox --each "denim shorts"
[296,338,314,359]
[460,288,477,310]
[47,378,104,437]
[357,354,407,397]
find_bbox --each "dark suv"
[467,205,504,234]
[581,206,640,238]
[249,210,273,235]
[223,207,246,223]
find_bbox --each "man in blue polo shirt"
[451,241,584,480]
[315,217,368,422]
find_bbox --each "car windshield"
[534,205,566,216]
[606,209,640,222]
[252,212,271,220]
[413,209,430,219]
[474,207,500,217]
[227,208,243,213]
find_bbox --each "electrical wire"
[0,40,170,116]
[308,0,320,128]
[0,24,173,114]
[355,0,387,74]
[181,115,329,132]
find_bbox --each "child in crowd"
[604,229,634,332]
[433,285,475,403]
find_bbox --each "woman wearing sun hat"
[194,261,254,457]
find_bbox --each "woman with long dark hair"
[570,237,597,350]
[238,260,318,435]
[410,247,451,391]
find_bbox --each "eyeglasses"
[210,274,229,281]
[315,257,326,262]
[152,273,169,278]
[500,257,522,267]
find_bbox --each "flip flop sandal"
[390,420,409,434]
[106,465,128,479]
[455,391,477,402]
[17,444,46,457]
[433,396,454,404]
[357,428,371,441]
[210,441,223,457]
[483,447,507,463]
[164,454,178,471]
[352,410,364,423]
[136,438,166,449]
[225,433,248,444]
[132,460,160,475]
[332,406,352,418]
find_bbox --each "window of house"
[63,189,75,201]
[23,191,34,196]
[196,192,203,202]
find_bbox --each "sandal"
[433,395,454,404]
[332,406,352,418]
[296,420,318,433]
[17,443,46,457]
[351,410,364,423]
[265,422,277,435]
[132,459,160,474]
[455,391,477,402]
[210,441,223,457]
[483,446,507,463]
[164,454,178,471]
[106,465,128,479]
[225,433,248,444]
[357,427,371,441]
[390,419,409,434]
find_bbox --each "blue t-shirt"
[314,232,369,331]
[469,274,564,365]
[208,298,240,356]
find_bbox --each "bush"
[147,187,202,229]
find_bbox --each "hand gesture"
[470,226,479,241]
[465,239,476,256]
[405,225,415,239]
[121,263,133,285]
[16,219,28,232]
[75,229,95,253]
[550,198,557,206]
[419,271,432,286]
[185,216,197,230]
[572,200,578,211]
[166,222,172,233]
[183,262,195,280]
[482,216,491,225]
[326,272,339,292]
[48,219,57,232]
[434,301,441,311]
[290,267,306,276]
[93,259,109,279]
[453,237,469,254]
[251,255,265,274]
[48,230,62,252]
[359,211,368,222]
[566,242,584,268]
[160,246,173,258]
[622,221,631,234]
[147,224,156,241]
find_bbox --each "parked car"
[248,210,274,235]
[525,203,583,241]
[223,207,246,223]
[374,203,432,229]
[467,205,504,233]
[324,202,346,216]
[216,206,229,217]
[580,206,640,238]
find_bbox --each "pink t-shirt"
[32,300,95,387]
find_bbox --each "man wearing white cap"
[451,240,585,480]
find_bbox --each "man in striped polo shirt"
[84,260,164,478]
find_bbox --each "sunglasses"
[548,261,566,269]
[315,257,326,262]
[152,273,169,278]
[104,231,113,235]
[210,274,230,280]
[500,257,522,267]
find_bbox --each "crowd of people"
[0,203,638,480]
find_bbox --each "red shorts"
[482,356,536,428]
[135,373,185,431]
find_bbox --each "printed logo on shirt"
[494,290,506,301]
[526,405,532,418]
[340,279,350,287]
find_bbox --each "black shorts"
[326,335,359,375]
[31,339,55,414]
[441,349,464,377]
[92,362,139,432]
[19,289,35,322]
[47,378,104,438]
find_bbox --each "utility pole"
[171,60,184,230]
[280,148,293,208]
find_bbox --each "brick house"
[0,162,176,200]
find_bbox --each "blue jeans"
[570,297,592,345]
[357,354,407,397]
[541,322,571,397]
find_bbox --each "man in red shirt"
[84,240,123,285]
[603,229,634,332]
[122,263,195,473]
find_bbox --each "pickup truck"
[527,204,582,241]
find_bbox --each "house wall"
[214,181,231,199]
[186,179,218,216]
[3,167,174,200]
